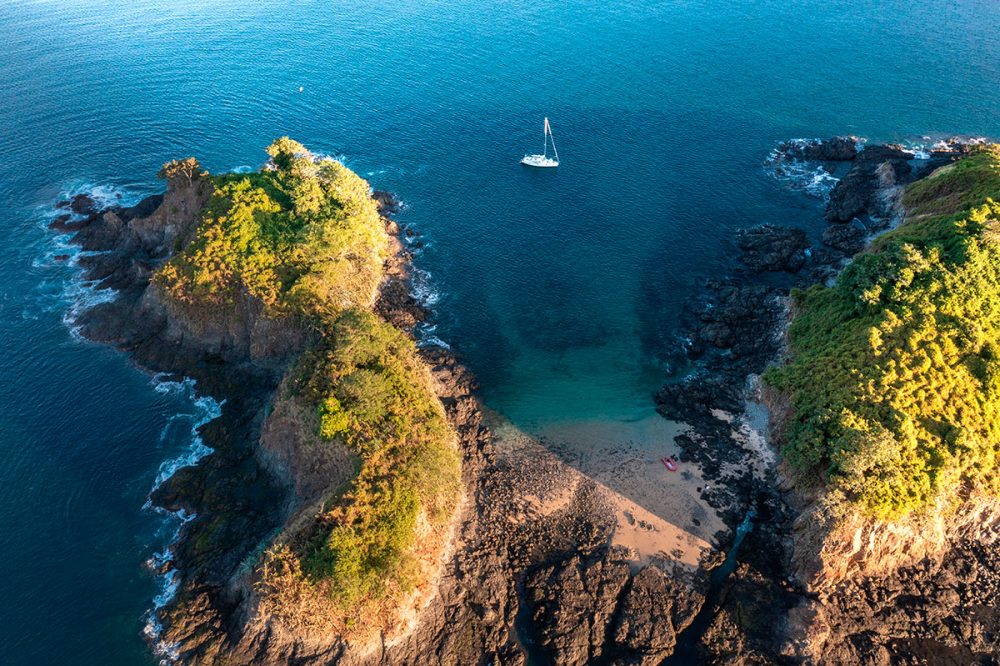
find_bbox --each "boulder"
[737,224,809,273]
[822,221,866,255]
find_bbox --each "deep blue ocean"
[1,0,999,663]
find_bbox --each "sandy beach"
[491,411,725,570]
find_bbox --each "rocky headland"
[54,141,714,666]
[656,136,1000,663]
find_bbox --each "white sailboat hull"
[521,154,559,168]
[520,117,559,167]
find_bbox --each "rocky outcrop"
[653,137,999,663]
[782,497,1000,664]
[776,136,861,162]
[736,224,809,273]
[526,550,634,665]
[825,144,914,223]
[766,138,1000,664]
[525,549,703,666]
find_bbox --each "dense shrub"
[155,137,387,322]
[295,309,460,605]
[766,148,1000,519]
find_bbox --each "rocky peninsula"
[52,136,1000,664]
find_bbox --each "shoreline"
[50,158,720,664]
[41,134,995,663]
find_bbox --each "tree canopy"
[155,137,387,323]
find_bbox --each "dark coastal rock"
[69,193,97,215]
[776,136,861,162]
[736,224,809,273]
[525,550,633,665]
[692,283,783,366]
[655,377,743,423]
[612,566,703,661]
[72,210,128,251]
[807,136,861,161]
[822,220,867,255]
[372,188,401,215]
[523,547,705,666]
[826,144,914,223]
[810,530,1000,665]
[375,259,429,330]
[48,213,73,230]
[119,193,164,221]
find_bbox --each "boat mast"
[543,117,550,157]
[546,118,559,163]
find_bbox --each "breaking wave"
[142,375,223,664]
[762,139,842,198]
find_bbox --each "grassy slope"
[153,139,461,630]
[765,146,1000,519]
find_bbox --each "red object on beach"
[661,457,677,472]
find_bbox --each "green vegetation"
[294,308,460,606]
[154,139,460,630]
[766,146,1000,520]
[155,137,387,323]
[901,146,1000,219]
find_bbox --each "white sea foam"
[38,192,225,662]
[141,375,222,663]
[34,182,144,331]
[35,183,220,662]
[763,140,840,199]
[410,267,441,307]
[415,322,452,350]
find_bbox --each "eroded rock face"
[825,145,913,223]
[525,550,704,666]
[791,525,1000,665]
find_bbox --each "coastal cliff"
[770,145,1000,663]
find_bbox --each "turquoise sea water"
[2,0,1000,662]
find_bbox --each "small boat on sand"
[662,457,678,472]
[521,117,559,168]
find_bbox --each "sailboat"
[521,117,559,168]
